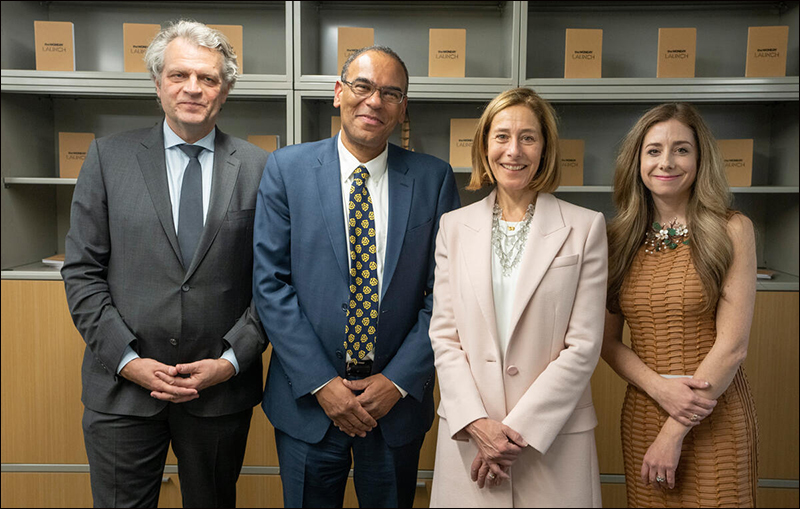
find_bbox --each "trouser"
[83,404,252,508]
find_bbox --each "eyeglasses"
[341,79,406,105]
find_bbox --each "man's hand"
[342,374,401,421]
[153,358,236,398]
[315,377,377,437]
[120,357,198,403]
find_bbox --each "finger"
[684,378,711,390]
[341,378,369,391]
[470,455,482,482]
[666,469,676,490]
[640,463,649,486]
[489,463,510,480]
[175,362,200,375]
[477,462,490,489]
[351,405,378,429]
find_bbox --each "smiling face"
[486,104,545,199]
[639,118,698,207]
[333,50,407,162]
[155,37,229,143]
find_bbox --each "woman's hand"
[651,377,717,426]
[465,418,527,481]
[470,453,509,489]
[641,426,684,490]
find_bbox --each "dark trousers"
[275,425,423,508]
[83,404,252,508]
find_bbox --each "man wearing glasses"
[253,46,460,507]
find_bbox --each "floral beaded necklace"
[644,217,690,254]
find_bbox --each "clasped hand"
[653,377,716,426]
[120,357,235,403]
[315,374,401,438]
[466,418,528,489]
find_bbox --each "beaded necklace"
[491,202,535,276]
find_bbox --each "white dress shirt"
[311,133,406,397]
[117,122,239,375]
[491,218,524,363]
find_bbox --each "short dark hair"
[340,45,409,94]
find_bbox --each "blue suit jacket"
[253,136,460,447]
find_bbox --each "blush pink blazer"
[429,191,607,507]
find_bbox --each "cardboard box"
[449,118,480,169]
[59,132,95,178]
[247,135,279,153]
[558,139,585,186]
[209,24,244,73]
[123,23,161,73]
[564,29,602,78]
[338,27,374,74]
[331,116,341,137]
[745,26,789,77]
[34,21,75,71]
[428,29,466,78]
[718,139,754,187]
[657,28,696,78]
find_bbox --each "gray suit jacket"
[63,121,268,418]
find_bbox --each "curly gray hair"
[145,19,239,89]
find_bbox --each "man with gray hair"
[62,20,267,507]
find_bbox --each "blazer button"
[341,303,347,313]
[336,351,343,359]
[506,365,519,376]
[181,284,190,292]
[169,338,178,346]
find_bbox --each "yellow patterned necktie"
[344,165,379,361]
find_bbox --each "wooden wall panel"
[1,280,87,464]
[743,292,799,479]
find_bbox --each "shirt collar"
[337,132,388,184]
[163,121,216,153]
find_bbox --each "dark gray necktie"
[177,144,204,269]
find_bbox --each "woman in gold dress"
[601,103,758,507]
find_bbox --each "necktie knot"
[355,165,370,184]
[178,144,204,159]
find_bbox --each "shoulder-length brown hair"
[467,87,560,193]
[607,103,734,315]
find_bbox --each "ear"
[396,98,407,126]
[333,81,343,109]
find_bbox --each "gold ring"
[690,414,698,422]
[487,473,497,480]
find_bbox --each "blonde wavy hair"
[467,87,560,193]
[607,103,734,315]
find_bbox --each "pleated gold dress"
[619,243,758,507]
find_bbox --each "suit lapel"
[460,191,502,356]
[184,128,240,281]
[382,148,412,299]
[507,193,570,341]
[137,122,182,264]
[315,138,349,285]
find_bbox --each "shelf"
[4,178,77,186]
[1,262,63,281]
[4,259,795,290]
[521,77,800,103]
[1,70,292,98]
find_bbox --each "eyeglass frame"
[340,79,407,105]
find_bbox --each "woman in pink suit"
[428,88,608,507]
